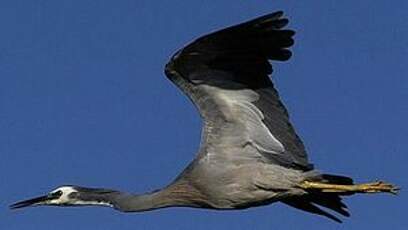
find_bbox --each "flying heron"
[10,11,398,223]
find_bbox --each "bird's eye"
[51,190,63,197]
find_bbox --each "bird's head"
[10,186,117,209]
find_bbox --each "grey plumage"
[165,11,309,170]
[10,11,398,223]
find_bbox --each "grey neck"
[112,191,171,212]
[78,180,210,212]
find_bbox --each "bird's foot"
[350,181,399,194]
[299,180,400,195]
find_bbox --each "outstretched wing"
[165,11,312,170]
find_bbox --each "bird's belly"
[210,183,280,209]
[192,165,281,209]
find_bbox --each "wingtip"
[259,11,285,22]
[248,11,286,27]
[271,10,284,18]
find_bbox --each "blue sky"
[1,0,407,229]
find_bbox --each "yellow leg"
[299,180,399,195]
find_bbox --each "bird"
[10,11,398,223]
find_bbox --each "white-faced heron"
[10,11,398,223]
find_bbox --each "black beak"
[10,195,51,209]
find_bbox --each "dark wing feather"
[165,11,311,170]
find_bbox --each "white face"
[11,185,114,209]
[45,186,113,207]
[46,186,78,205]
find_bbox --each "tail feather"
[307,193,350,217]
[308,173,354,185]
[283,198,343,223]
[320,174,354,185]
[283,173,354,222]
[307,173,355,195]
